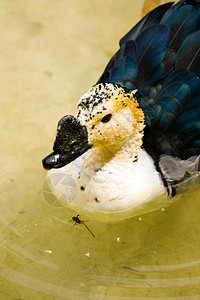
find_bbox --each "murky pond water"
[1,0,200,299]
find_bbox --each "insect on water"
[71,214,95,238]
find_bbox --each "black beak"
[42,115,92,170]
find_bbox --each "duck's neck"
[97,135,142,166]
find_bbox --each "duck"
[42,0,200,221]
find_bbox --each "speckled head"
[43,83,145,169]
[76,83,145,148]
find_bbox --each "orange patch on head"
[112,91,145,135]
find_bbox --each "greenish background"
[0,0,200,298]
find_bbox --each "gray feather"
[159,155,200,184]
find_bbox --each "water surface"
[1,0,200,299]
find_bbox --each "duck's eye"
[101,113,112,123]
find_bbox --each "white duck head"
[43,83,167,221]
[77,83,145,150]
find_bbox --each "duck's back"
[97,0,200,188]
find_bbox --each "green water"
[1,0,200,299]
